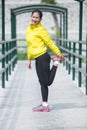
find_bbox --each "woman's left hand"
[27,60,31,69]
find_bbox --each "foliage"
[40,0,57,4]
[40,0,60,39]
[56,30,60,37]
[17,51,27,60]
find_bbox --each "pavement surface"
[0,61,87,130]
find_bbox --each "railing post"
[65,41,68,70]
[2,0,5,88]
[2,0,5,41]
[12,41,14,71]
[86,30,87,95]
[78,42,82,87]
[60,14,62,38]
[68,42,71,74]
[78,1,83,87]
[74,0,85,87]
[15,40,17,65]
[72,42,76,80]
[11,10,17,69]
[2,42,5,88]
[8,41,12,75]
[6,42,9,81]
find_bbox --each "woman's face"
[31,12,41,25]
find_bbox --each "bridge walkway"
[0,61,87,130]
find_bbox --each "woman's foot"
[33,104,50,112]
[51,55,59,66]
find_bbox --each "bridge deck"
[0,61,87,130]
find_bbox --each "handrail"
[0,38,87,95]
[0,39,17,88]
[58,38,86,44]
[57,38,87,94]
[17,38,87,95]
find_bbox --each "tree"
[41,0,57,4]
[40,0,60,37]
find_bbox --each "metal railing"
[0,38,87,95]
[58,38,87,94]
[0,39,17,88]
[16,38,87,94]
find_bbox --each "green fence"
[0,38,87,95]
[17,38,87,94]
[58,38,87,94]
[0,39,17,88]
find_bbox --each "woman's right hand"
[58,54,65,63]
[27,60,31,69]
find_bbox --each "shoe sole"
[33,109,50,112]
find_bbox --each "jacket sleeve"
[26,28,29,45]
[26,29,31,60]
[27,47,31,60]
[40,28,61,56]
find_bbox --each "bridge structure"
[0,0,87,130]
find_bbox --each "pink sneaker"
[33,104,50,112]
[51,56,59,65]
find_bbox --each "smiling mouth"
[32,21,38,24]
[34,21,37,23]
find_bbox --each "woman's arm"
[27,59,31,69]
[40,27,64,62]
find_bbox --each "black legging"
[35,53,57,102]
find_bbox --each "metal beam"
[11,4,68,40]
[2,0,5,40]
[12,4,67,15]
[74,0,85,87]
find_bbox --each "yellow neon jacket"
[26,23,61,59]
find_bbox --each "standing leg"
[35,53,50,102]
[35,53,58,101]
[33,53,58,112]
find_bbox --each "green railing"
[17,38,87,94]
[16,38,87,94]
[0,38,87,95]
[58,38,87,94]
[0,39,17,88]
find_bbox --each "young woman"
[26,9,64,112]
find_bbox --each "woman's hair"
[31,9,43,19]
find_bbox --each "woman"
[26,9,64,112]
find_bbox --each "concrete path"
[0,61,87,130]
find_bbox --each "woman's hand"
[58,54,65,63]
[27,60,31,69]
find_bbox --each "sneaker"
[33,104,50,112]
[51,55,59,66]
